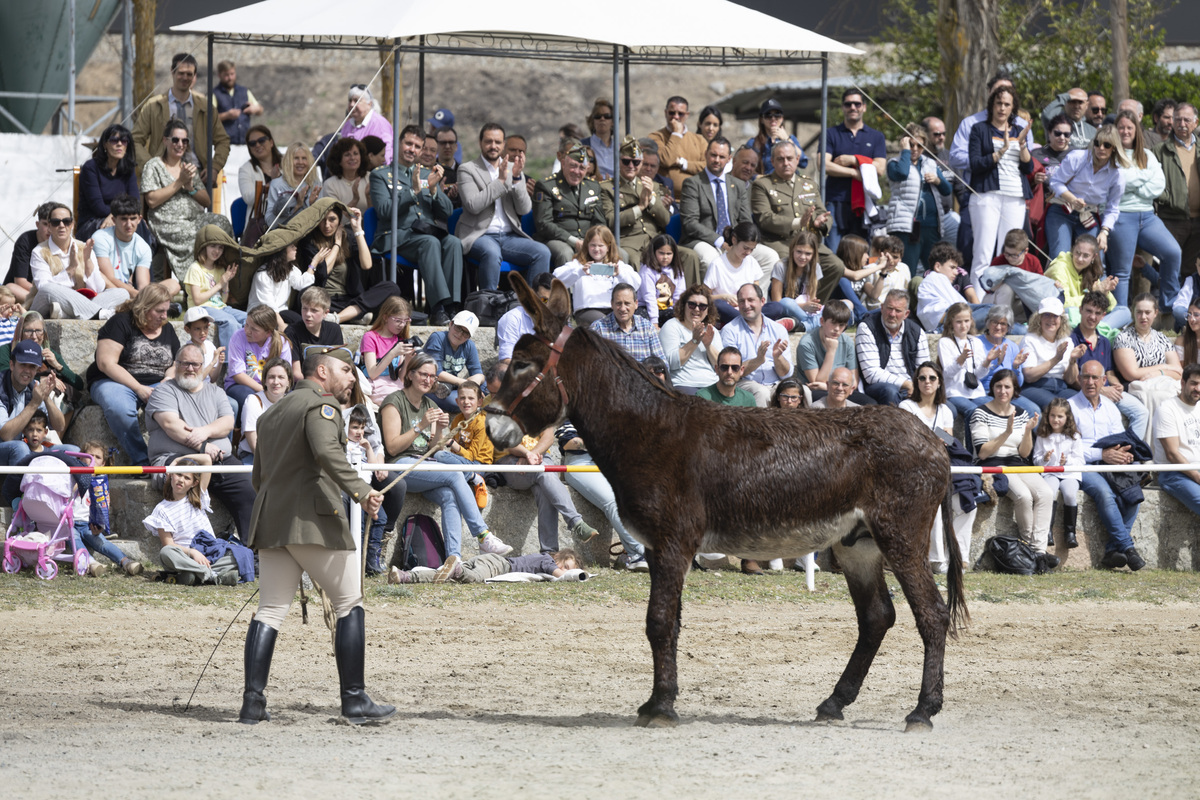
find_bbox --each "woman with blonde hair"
[580,99,615,180]
[1018,297,1084,411]
[266,142,322,224]
[1046,124,1130,260]
[551,224,640,328]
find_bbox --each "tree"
[133,0,155,109]
[849,0,1197,137]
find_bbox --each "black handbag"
[464,289,519,327]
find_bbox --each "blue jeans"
[1020,376,1076,413]
[713,300,739,326]
[1102,305,1133,330]
[1116,393,1150,441]
[864,381,908,406]
[946,395,989,451]
[1157,470,1200,516]
[397,456,488,557]
[768,297,822,331]
[74,520,130,566]
[469,233,552,291]
[227,383,256,428]
[0,439,31,466]
[90,378,156,466]
[208,305,247,348]
[834,277,869,324]
[1108,210,1182,309]
[1080,471,1138,554]
[1045,205,1095,262]
[564,451,643,558]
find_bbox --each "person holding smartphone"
[551,224,640,328]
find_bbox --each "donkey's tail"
[943,484,970,636]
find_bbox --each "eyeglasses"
[1003,249,1027,259]
[247,135,270,147]
[594,113,613,121]
[685,301,709,311]
[717,364,741,372]
[620,157,642,167]
[843,101,863,108]
[1188,312,1200,321]
[1094,141,1114,150]
[178,361,203,370]
[388,316,411,324]
[413,370,437,381]
[23,329,44,338]
[1091,106,1107,114]
[170,136,190,145]
[778,394,802,403]
[1051,130,1072,138]
[48,217,72,227]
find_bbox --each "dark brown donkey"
[486,274,968,731]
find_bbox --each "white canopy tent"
[173,0,861,282]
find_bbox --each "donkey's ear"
[545,279,571,324]
[509,273,540,318]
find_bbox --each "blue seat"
[231,197,247,239]
[361,207,423,304]
[665,213,682,243]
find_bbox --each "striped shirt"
[591,313,667,362]
[142,490,213,549]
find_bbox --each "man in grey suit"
[680,136,779,280]
[370,124,462,325]
[456,122,551,291]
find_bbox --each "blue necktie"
[713,177,730,235]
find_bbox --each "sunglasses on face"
[1094,141,1114,150]
[620,157,642,167]
[247,135,270,147]
[48,217,72,227]
[170,136,190,145]
[843,101,863,108]
[685,301,708,311]
[594,113,613,121]
[1051,130,1071,138]
[1091,106,1106,114]
[438,139,457,146]
[717,364,741,372]
[108,136,130,145]
[763,111,784,120]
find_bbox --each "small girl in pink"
[359,295,415,404]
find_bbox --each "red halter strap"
[505,324,573,419]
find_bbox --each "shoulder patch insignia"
[535,191,544,202]
[320,404,336,420]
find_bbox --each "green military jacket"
[601,177,670,241]
[750,172,829,245]
[247,379,374,551]
[533,172,606,244]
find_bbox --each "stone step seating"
[31,320,1197,572]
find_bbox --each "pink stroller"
[1,454,90,580]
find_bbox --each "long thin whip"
[184,588,259,713]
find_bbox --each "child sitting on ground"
[436,380,491,509]
[73,441,142,576]
[390,548,581,585]
[144,454,239,585]
[346,405,388,575]
[0,287,23,348]
[23,410,50,454]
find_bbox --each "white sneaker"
[477,532,512,556]
[433,555,460,583]
[49,301,64,320]
[625,554,650,572]
[767,559,784,571]
[97,308,115,321]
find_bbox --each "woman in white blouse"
[937,302,988,447]
[899,361,954,436]
[551,225,640,328]
[1018,297,1085,412]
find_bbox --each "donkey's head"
[485,273,574,451]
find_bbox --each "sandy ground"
[2,597,1199,799]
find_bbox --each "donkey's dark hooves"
[635,712,679,728]
[903,718,934,733]
[815,699,844,722]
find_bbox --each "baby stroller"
[1,453,92,580]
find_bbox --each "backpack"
[398,513,446,570]
[464,289,519,327]
[975,535,1056,575]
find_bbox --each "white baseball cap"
[451,310,479,338]
[184,306,214,324]
[1037,297,1065,318]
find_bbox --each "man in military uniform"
[370,124,462,326]
[601,136,702,287]
[533,142,607,267]
[751,141,845,304]
[238,345,392,727]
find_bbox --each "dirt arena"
[1,588,1198,799]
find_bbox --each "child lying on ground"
[389,548,580,585]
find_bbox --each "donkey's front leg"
[635,542,691,728]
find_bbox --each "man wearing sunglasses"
[214,60,263,145]
[132,53,229,181]
[1040,87,1097,152]
[601,137,702,287]
[647,95,709,192]
[823,88,887,249]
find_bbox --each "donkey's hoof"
[815,698,844,722]
[635,712,679,728]
[903,717,934,733]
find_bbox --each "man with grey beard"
[146,343,257,537]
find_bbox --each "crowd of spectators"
[7,59,1200,580]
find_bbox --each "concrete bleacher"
[31,320,1200,572]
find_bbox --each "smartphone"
[590,263,615,277]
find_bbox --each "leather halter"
[503,324,573,422]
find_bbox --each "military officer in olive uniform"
[533,141,607,267]
[751,140,845,304]
[370,123,462,326]
[601,136,703,288]
[238,345,394,727]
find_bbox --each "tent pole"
[623,48,631,136]
[819,52,828,205]
[68,0,76,133]
[206,34,214,199]
[418,36,426,131]
[390,43,401,285]
[611,45,621,250]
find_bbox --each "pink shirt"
[360,329,405,404]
